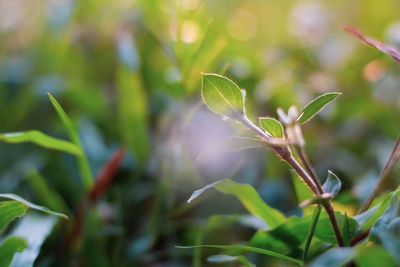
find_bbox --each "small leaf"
[259,117,284,138]
[0,193,68,219]
[176,245,303,265]
[0,236,27,267]
[344,25,400,63]
[0,131,82,155]
[201,73,244,118]
[297,93,341,124]
[187,179,286,228]
[322,171,341,198]
[197,137,267,162]
[48,93,93,190]
[0,201,28,233]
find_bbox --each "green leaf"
[0,194,68,219]
[322,171,341,198]
[201,73,244,118]
[303,205,321,263]
[259,117,284,138]
[250,211,358,252]
[48,93,93,190]
[176,245,303,265]
[0,131,82,155]
[197,137,267,162]
[358,191,395,230]
[0,201,28,233]
[297,93,341,124]
[292,173,315,215]
[342,213,351,246]
[0,236,27,267]
[355,245,397,267]
[188,179,286,228]
[117,65,149,163]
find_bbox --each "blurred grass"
[1,0,400,265]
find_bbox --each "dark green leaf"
[0,236,27,267]
[259,117,284,138]
[187,179,286,228]
[176,245,302,265]
[0,194,68,219]
[196,137,267,162]
[303,205,321,263]
[48,93,93,189]
[342,213,351,246]
[201,73,244,118]
[322,171,341,198]
[0,131,82,155]
[297,93,341,124]
[0,201,28,233]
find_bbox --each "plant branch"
[294,145,323,192]
[358,135,400,214]
[238,115,344,247]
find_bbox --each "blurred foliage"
[1,0,400,266]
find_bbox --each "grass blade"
[303,205,321,263]
[0,131,82,155]
[48,93,93,190]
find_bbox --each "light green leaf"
[0,236,27,267]
[188,179,286,228]
[176,245,302,265]
[201,73,244,118]
[48,93,93,190]
[197,137,267,162]
[322,171,341,198]
[0,194,68,219]
[358,191,395,230]
[0,201,28,233]
[292,173,314,215]
[0,131,82,155]
[355,245,397,267]
[297,93,341,124]
[259,117,284,138]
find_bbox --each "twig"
[238,115,344,247]
[358,136,400,214]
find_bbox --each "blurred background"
[1,0,400,266]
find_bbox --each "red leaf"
[89,148,126,203]
[343,25,400,63]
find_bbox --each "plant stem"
[303,205,321,263]
[239,115,344,247]
[295,145,323,192]
[358,135,400,214]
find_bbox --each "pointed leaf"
[197,137,267,162]
[322,171,341,198]
[207,255,237,263]
[259,117,284,138]
[0,236,27,267]
[48,93,93,189]
[201,73,244,118]
[0,201,28,233]
[342,213,351,246]
[176,245,302,265]
[297,93,341,124]
[0,194,68,219]
[187,179,286,228]
[0,131,82,155]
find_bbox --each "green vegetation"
[1,0,400,266]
